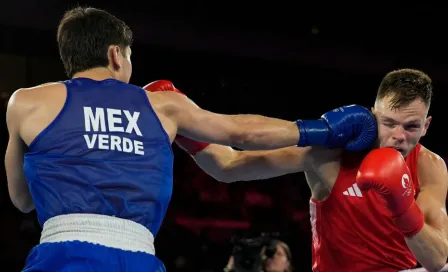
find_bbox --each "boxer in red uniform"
[144,69,448,272]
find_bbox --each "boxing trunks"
[23,214,166,271]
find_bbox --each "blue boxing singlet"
[23,78,174,237]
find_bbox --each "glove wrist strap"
[175,136,210,155]
[393,201,424,238]
[295,120,329,147]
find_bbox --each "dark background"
[0,1,447,271]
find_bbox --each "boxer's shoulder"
[418,144,440,160]
[417,145,447,179]
[146,90,196,116]
[20,82,62,91]
[12,82,64,101]
[7,82,65,121]
[415,145,448,226]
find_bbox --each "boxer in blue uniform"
[5,7,377,272]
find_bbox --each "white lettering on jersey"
[83,107,144,155]
[84,107,106,132]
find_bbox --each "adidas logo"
[342,184,363,197]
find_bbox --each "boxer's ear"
[108,45,122,70]
[421,116,432,137]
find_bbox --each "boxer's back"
[310,145,421,272]
[22,78,173,236]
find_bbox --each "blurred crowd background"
[0,1,447,271]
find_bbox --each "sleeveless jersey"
[23,78,173,236]
[310,144,422,272]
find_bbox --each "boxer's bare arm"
[156,91,299,150]
[5,89,35,213]
[190,144,340,183]
[405,147,448,271]
[192,145,312,182]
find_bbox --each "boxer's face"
[372,95,431,157]
[263,244,290,272]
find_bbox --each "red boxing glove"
[356,148,424,238]
[174,135,210,155]
[143,80,210,155]
[143,79,184,94]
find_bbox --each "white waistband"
[40,213,155,255]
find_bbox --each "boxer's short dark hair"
[57,7,133,78]
[376,68,433,109]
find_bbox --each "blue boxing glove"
[295,105,377,151]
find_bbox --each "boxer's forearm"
[192,145,241,182]
[6,175,35,213]
[228,115,299,150]
[9,187,35,213]
[166,91,299,150]
[405,223,448,272]
[193,145,310,182]
[175,108,300,150]
[5,140,35,212]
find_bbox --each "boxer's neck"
[72,67,117,81]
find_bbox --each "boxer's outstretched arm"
[161,91,299,150]
[5,90,35,213]
[405,149,448,272]
[192,145,313,182]
[189,144,341,183]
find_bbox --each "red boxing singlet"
[310,144,421,272]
